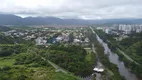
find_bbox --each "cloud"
[0,0,142,19]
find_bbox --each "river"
[90,27,138,80]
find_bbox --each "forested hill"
[0,25,11,31]
[0,33,14,44]
[0,33,31,44]
[0,26,14,44]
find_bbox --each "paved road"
[41,57,68,74]
[47,60,68,74]
[90,26,96,34]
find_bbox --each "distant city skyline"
[0,0,142,19]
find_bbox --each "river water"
[95,31,138,80]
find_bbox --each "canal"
[90,26,138,80]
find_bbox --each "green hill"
[0,25,11,32]
[0,33,14,44]
[125,41,142,64]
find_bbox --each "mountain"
[0,14,142,25]
[0,14,22,25]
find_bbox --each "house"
[35,37,47,45]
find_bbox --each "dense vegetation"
[0,33,32,44]
[0,33,80,80]
[0,33,15,44]
[0,64,78,80]
[15,52,50,67]
[119,32,142,49]
[0,45,80,80]
[40,45,96,77]
[0,44,27,57]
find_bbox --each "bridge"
[93,62,104,72]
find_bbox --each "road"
[41,57,68,74]
[28,48,69,74]
[92,44,99,62]
[90,26,96,34]
[117,48,140,65]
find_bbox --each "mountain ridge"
[0,14,142,25]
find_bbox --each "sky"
[0,0,142,19]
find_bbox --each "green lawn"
[54,72,80,80]
[85,48,92,61]
[85,48,95,62]
[85,52,92,62]
[0,57,15,67]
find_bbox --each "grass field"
[54,72,80,80]
[0,56,80,80]
[85,48,95,62]
[0,57,15,67]
[85,52,92,62]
